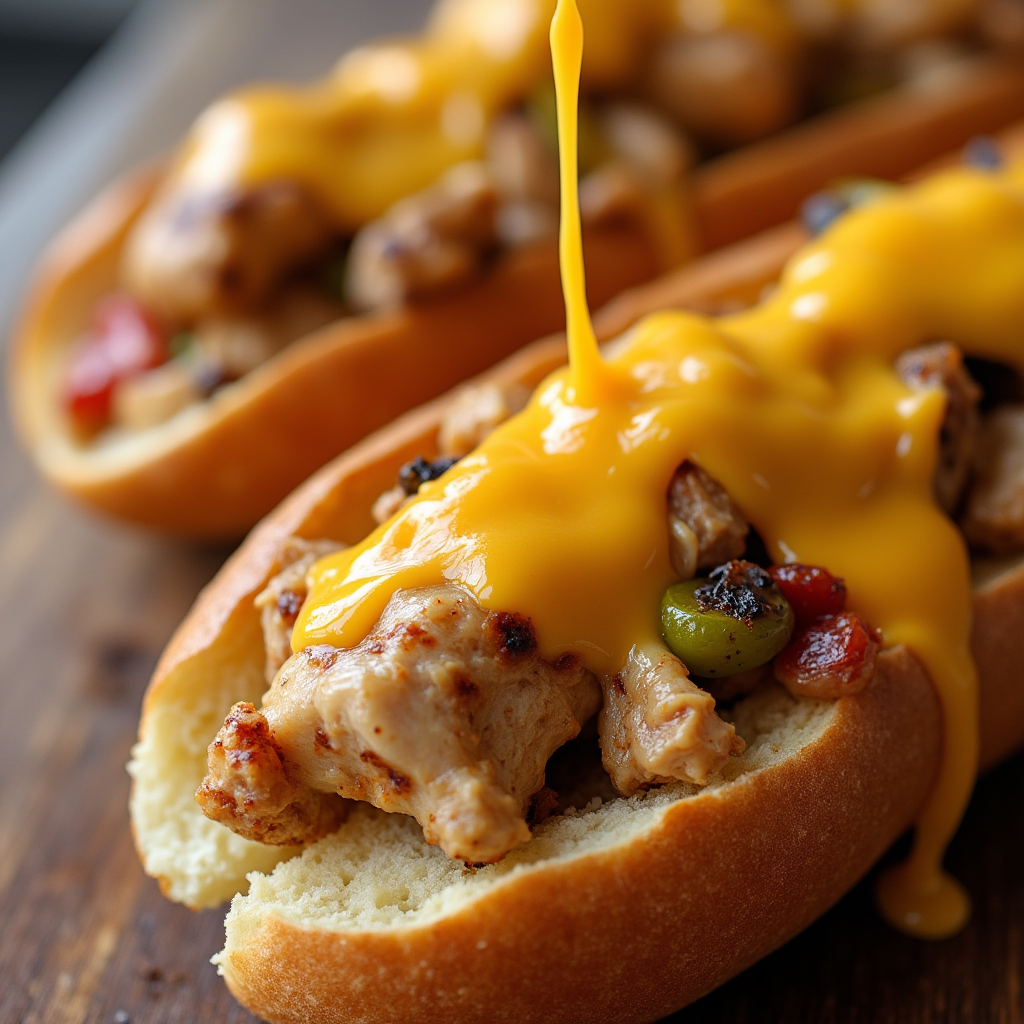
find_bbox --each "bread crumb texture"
[128,609,297,907]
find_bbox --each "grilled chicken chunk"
[667,461,749,581]
[197,701,347,846]
[961,405,1024,553]
[123,181,334,322]
[255,537,345,684]
[200,586,601,864]
[896,342,981,514]
[600,642,744,795]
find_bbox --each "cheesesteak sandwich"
[131,5,1024,1019]
[12,0,1024,537]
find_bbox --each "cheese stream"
[296,0,1024,938]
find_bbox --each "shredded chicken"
[193,285,345,381]
[437,381,531,458]
[599,642,744,796]
[667,461,749,580]
[200,586,602,864]
[961,405,1024,553]
[371,485,408,526]
[123,181,334,322]
[345,162,499,311]
[254,537,345,684]
[896,341,981,514]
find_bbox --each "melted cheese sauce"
[168,0,796,233]
[295,0,1024,938]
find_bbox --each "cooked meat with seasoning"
[371,484,408,526]
[667,461,749,580]
[196,701,347,846]
[599,642,744,796]
[345,162,499,311]
[437,381,531,458]
[193,285,346,381]
[254,537,345,684]
[961,405,1024,553]
[200,585,602,864]
[896,341,981,514]
[371,455,462,525]
[123,182,334,322]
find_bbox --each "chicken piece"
[600,102,693,187]
[961,405,1024,554]
[123,181,334,322]
[437,381,531,458]
[200,586,602,864]
[112,360,204,431]
[667,461,749,581]
[345,162,499,311]
[196,702,347,845]
[194,284,346,381]
[896,341,981,514]
[254,537,345,684]
[371,383,530,528]
[579,163,647,228]
[645,31,797,147]
[486,112,559,205]
[371,455,463,525]
[371,485,407,526]
[599,642,745,797]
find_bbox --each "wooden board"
[0,395,1022,1023]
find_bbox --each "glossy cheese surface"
[298,0,1021,940]
[167,0,797,230]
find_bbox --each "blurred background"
[0,0,137,160]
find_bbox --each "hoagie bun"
[13,57,1024,538]
[131,114,1024,1021]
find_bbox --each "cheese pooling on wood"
[296,0,1024,939]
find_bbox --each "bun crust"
[17,58,1024,538]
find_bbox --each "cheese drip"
[165,0,796,233]
[297,1,1024,939]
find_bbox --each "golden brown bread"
[14,57,1024,539]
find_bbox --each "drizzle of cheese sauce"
[295,0,1024,938]
[167,0,795,236]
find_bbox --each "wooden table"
[0,407,1021,1024]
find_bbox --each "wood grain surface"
[0,399,1021,1024]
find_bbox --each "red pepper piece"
[768,563,846,624]
[64,294,166,433]
[773,612,880,699]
